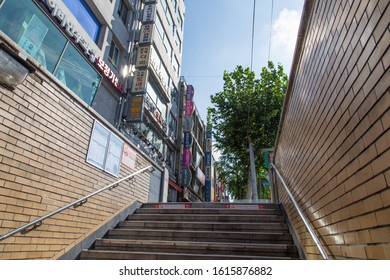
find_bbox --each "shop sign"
[183,132,193,148]
[205,152,211,166]
[186,85,194,101]
[41,0,97,63]
[135,46,151,69]
[183,116,194,132]
[196,168,206,186]
[127,94,144,122]
[131,70,148,93]
[140,24,154,45]
[185,99,194,116]
[182,148,192,167]
[182,168,192,187]
[142,4,156,23]
[122,143,137,169]
[96,57,124,93]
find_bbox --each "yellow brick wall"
[274,0,389,259]
[0,40,154,259]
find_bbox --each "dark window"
[108,40,119,67]
[63,0,101,42]
[117,0,128,25]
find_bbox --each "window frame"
[108,39,120,67]
[117,0,129,25]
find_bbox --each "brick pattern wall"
[274,0,389,259]
[0,47,153,259]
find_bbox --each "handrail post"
[270,163,329,260]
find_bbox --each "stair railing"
[270,163,329,260]
[0,165,153,242]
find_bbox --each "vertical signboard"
[143,4,156,23]
[140,24,154,45]
[127,94,145,122]
[135,46,151,68]
[204,126,212,202]
[131,70,148,93]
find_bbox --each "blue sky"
[181,0,305,120]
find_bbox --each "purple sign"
[185,99,194,116]
[186,85,194,101]
[182,148,192,167]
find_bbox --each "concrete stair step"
[93,238,299,258]
[141,203,280,210]
[80,249,296,260]
[106,229,293,244]
[127,214,284,223]
[118,221,288,232]
[135,208,279,215]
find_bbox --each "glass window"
[108,40,119,67]
[63,0,101,42]
[87,121,123,177]
[54,44,101,105]
[0,0,67,72]
[117,0,128,25]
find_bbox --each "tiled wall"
[0,39,153,259]
[274,0,389,259]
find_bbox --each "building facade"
[0,0,185,259]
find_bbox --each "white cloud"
[270,8,301,73]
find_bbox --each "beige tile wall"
[0,43,153,259]
[274,0,389,259]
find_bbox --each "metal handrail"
[0,165,153,242]
[270,163,329,260]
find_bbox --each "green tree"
[208,62,288,200]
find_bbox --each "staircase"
[79,203,301,260]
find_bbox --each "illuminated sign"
[96,57,124,93]
[127,94,145,122]
[140,24,154,45]
[135,46,151,68]
[131,70,148,93]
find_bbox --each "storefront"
[0,0,123,125]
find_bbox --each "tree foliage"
[208,62,288,200]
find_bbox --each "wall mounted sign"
[183,132,193,148]
[122,143,137,169]
[135,46,151,69]
[186,85,194,101]
[204,126,212,202]
[131,70,148,93]
[182,148,192,167]
[127,94,145,122]
[140,24,154,45]
[182,168,192,187]
[183,116,194,132]
[185,99,194,116]
[142,4,156,23]
[96,57,124,93]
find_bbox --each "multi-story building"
[0,0,185,259]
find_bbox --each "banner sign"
[131,70,148,93]
[183,116,194,132]
[183,132,193,148]
[204,125,212,202]
[140,24,154,45]
[186,85,194,100]
[185,99,194,116]
[182,168,192,187]
[142,4,156,23]
[182,148,192,167]
[127,94,144,122]
[135,46,151,69]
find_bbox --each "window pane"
[105,134,123,176]
[63,0,100,42]
[87,121,110,169]
[0,0,67,72]
[54,44,101,105]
